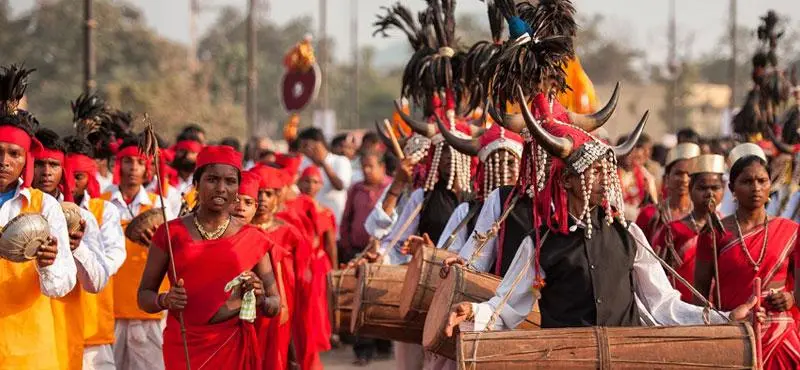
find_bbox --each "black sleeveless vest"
[537,208,640,328]
[418,182,460,245]
[496,186,534,277]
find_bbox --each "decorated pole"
[83,0,95,94]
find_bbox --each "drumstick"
[753,277,763,370]
[383,119,405,159]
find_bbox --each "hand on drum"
[445,302,474,338]
[68,220,87,251]
[729,295,766,324]
[162,278,188,311]
[765,290,794,312]
[36,236,59,267]
[401,234,433,255]
[440,256,465,277]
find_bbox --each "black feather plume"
[71,93,110,137]
[0,64,35,117]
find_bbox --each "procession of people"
[2,0,800,369]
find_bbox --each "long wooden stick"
[383,119,405,159]
[753,277,763,370]
[143,118,191,370]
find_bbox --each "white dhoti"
[113,319,165,370]
[82,344,116,370]
[395,342,424,370]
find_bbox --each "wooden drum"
[327,268,357,334]
[457,323,757,370]
[350,263,424,343]
[399,246,457,320]
[423,264,540,360]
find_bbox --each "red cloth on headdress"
[0,126,42,188]
[33,147,75,202]
[172,140,203,154]
[113,145,153,186]
[251,165,285,190]
[274,153,302,177]
[239,171,261,199]
[66,154,101,198]
[300,166,322,181]
[196,145,242,171]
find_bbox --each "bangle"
[388,189,402,198]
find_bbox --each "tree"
[575,14,645,85]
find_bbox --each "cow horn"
[434,115,480,157]
[568,82,620,132]
[394,99,435,138]
[516,84,573,158]
[612,111,650,157]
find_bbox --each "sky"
[9,0,800,67]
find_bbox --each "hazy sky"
[10,0,800,66]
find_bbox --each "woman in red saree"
[636,143,700,242]
[695,145,800,370]
[652,154,725,302]
[138,146,281,370]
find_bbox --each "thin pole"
[319,0,329,111]
[246,0,258,138]
[729,0,738,108]
[83,0,95,94]
[188,0,200,73]
[668,0,677,129]
[351,0,359,128]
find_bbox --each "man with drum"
[0,65,75,370]
[100,137,174,370]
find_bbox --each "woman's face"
[197,164,239,213]
[666,159,691,197]
[690,173,724,212]
[732,162,770,210]
[255,188,279,218]
[232,194,257,223]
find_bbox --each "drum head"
[125,208,165,246]
[280,63,321,112]
[0,213,50,263]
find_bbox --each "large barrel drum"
[327,268,357,334]
[350,263,424,343]
[457,323,757,370]
[423,264,540,359]
[399,246,457,320]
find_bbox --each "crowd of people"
[2,1,800,370]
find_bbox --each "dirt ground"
[320,345,396,370]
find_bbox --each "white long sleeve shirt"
[0,184,75,297]
[363,185,412,240]
[77,191,126,292]
[145,179,182,218]
[104,185,174,223]
[376,188,425,265]
[437,201,472,254]
[456,188,503,272]
[470,222,730,330]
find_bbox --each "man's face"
[173,150,198,173]
[361,155,385,185]
[564,161,605,207]
[0,142,26,191]
[298,139,320,158]
[232,194,257,223]
[120,156,147,186]
[297,176,323,197]
[690,173,724,211]
[33,158,62,195]
[73,172,89,199]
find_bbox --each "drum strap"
[440,202,482,251]
[594,326,611,369]
[466,194,520,268]
[383,193,431,254]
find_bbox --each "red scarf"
[66,154,101,198]
[113,146,152,186]
[0,126,42,188]
[32,147,75,202]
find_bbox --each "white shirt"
[175,176,194,196]
[95,172,113,195]
[375,188,425,265]
[437,201,472,254]
[456,188,504,272]
[301,153,353,225]
[77,191,126,292]
[104,185,174,223]
[0,183,75,298]
[363,186,415,240]
[470,222,730,331]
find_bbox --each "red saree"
[635,204,659,242]
[256,223,305,370]
[153,221,272,370]
[652,220,698,302]
[697,218,800,369]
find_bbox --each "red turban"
[239,171,261,199]
[196,145,242,171]
[251,165,284,190]
[274,153,302,177]
[113,146,152,186]
[0,126,42,188]
[66,154,101,198]
[32,146,75,201]
[300,165,322,181]
[172,140,203,153]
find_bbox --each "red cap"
[251,165,285,190]
[300,165,322,181]
[274,152,302,176]
[239,171,261,199]
[196,145,242,171]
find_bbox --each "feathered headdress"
[0,65,35,118]
[71,93,109,138]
